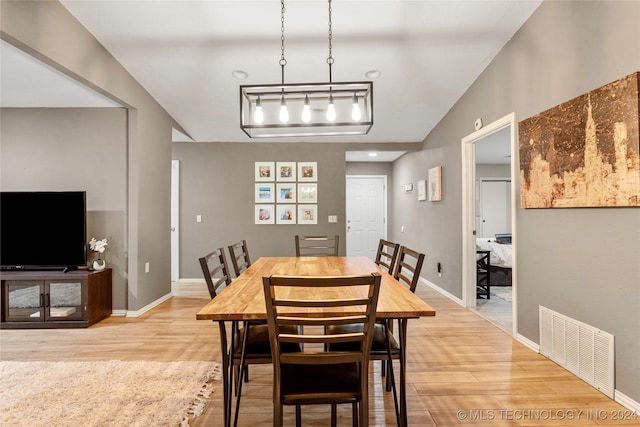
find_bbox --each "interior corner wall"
[0,108,128,309]
[1,1,175,312]
[393,0,640,402]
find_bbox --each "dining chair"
[228,239,251,277]
[199,247,287,427]
[263,273,381,427]
[374,239,400,274]
[294,234,339,257]
[329,245,425,426]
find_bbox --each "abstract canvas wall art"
[519,72,639,208]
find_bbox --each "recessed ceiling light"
[365,69,381,79]
[232,70,248,80]
[368,152,378,157]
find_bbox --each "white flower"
[89,237,110,254]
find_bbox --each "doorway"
[461,113,517,335]
[345,176,387,260]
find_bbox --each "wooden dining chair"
[263,273,381,427]
[329,245,425,426]
[294,235,339,257]
[198,247,232,298]
[199,247,287,427]
[374,239,400,274]
[228,239,251,278]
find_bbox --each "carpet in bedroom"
[0,360,219,427]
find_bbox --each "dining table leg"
[218,321,231,427]
[398,319,409,427]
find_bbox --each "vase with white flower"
[89,237,110,271]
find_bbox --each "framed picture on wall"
[417,179,427,201]
[297,183,317,203]
[276,183,297,203]
[298,204,317,224]
[276,204,296,224]
[298,162,317,182]
[255,162,275,182]
[255,183,275,203]
[428,166,442,201]
[255,204,275,224]
[276,162,296,182]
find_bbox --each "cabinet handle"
[45,293,50,308]
[40,293,45,307]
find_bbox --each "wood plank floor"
[1,282,635,426]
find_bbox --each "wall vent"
[539,306,615,398]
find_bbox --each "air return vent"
[539,306,614,398]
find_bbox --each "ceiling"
[1,0,539,161]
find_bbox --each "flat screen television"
[1,191,87,271]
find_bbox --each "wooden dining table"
[196,256,436,427]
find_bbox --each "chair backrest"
[374,239,400,274]
[198,247,232,298]
[294,235,339,257]
[228,240,251,277]
[393,246,425,293]
[262,273,381,369]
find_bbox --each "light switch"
[196,215,202,223]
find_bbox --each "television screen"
[1,191,87,270]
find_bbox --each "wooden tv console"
[0,268,112,329]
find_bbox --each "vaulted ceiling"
[2,0,540,156]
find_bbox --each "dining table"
[196,256,436,427]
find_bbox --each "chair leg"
[352,402,358,427]
[274,403,284,427]
[331,404,337,427]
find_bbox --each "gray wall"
[0,108,128,309]
[1,1,174,311]
[172,144,414,279]
[391,0,640,402]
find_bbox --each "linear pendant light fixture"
[240,0,373,138]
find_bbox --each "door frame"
[171,160,180,283]
[345,175,388,257]
[461,113,517,335]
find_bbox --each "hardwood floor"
[1,282,634,426]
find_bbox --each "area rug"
[491,286,512,302]
[0,360,219,427]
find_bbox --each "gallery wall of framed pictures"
[254,161,318,225]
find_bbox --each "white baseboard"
[125,292,172,318]
[110,310,127,317]
[614,389,640,413]
[419,277,465,306]
[515,333,539,352]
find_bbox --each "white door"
[171,160,179,282]
[345,176,386,260]
[480,180,511,238]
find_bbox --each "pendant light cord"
[327,0,333,83]
[280,0,287,85]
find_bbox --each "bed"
[476,237,512,286]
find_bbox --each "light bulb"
[254,97,264,124]
[301,94,311,123]
[326,94,336,122]
[279,95,289,123]
[351,93,362,121]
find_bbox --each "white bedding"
[476,238,512,268]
